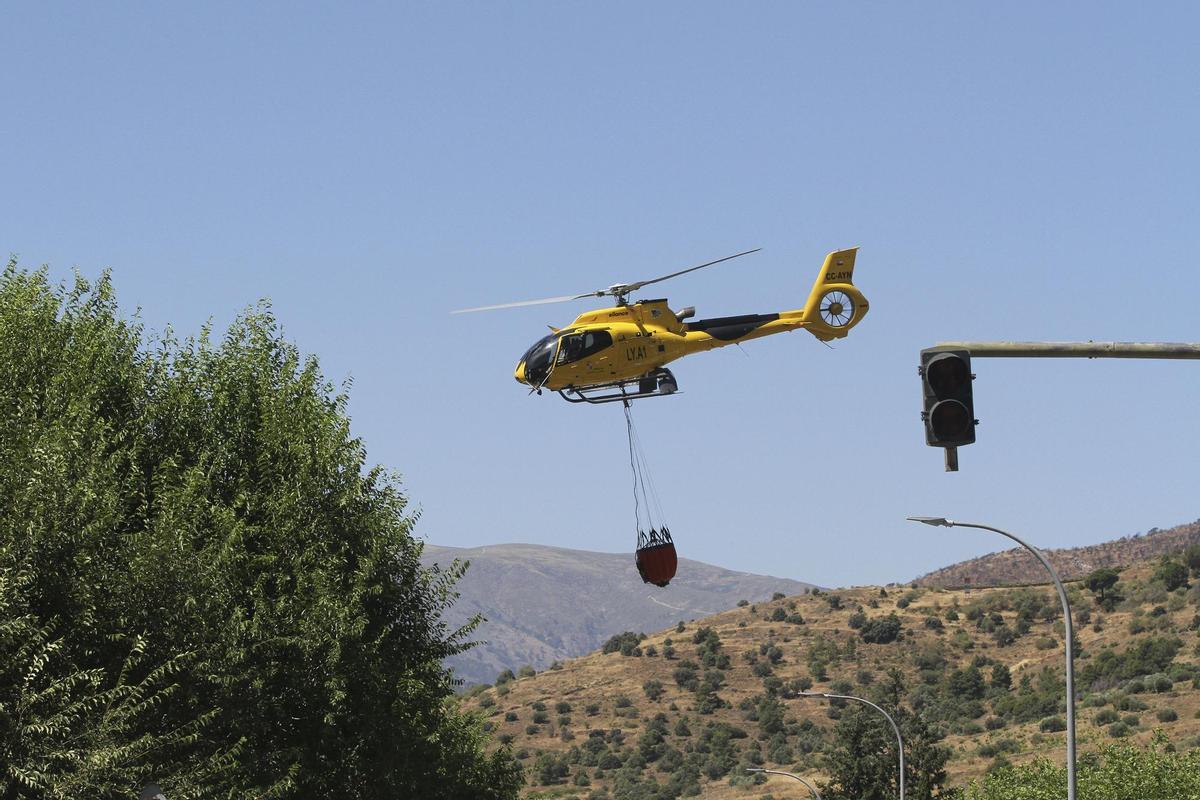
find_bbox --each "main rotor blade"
[451,294,586,314]
[451,247,761,314]
[624,247,761,292]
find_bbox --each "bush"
[1112,694,1148,712]
[602,631,644,656]
[1039,716,1066,733]
[1155,559,1189,591]
[1157,708,1178,723]
[1094,709,1119,725]
[859,614,903,644]
[643,680,665,701]
[992,625,1017,647]
[1079,636,1183,691]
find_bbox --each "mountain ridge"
[913,519,1200,588]
[420,542,817,685]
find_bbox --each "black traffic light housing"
[920,348,977,447]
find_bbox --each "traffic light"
[920,348,976,447]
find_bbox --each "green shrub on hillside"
[860,614,903,644]
[1079,636,1182,691]
[602,631,645,656]
[1154,558,1189,591]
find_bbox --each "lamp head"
[907,516,953,527]
[797,691,829,698]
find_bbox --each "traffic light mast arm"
[920,340,1200,473]
[933,341,1200,359]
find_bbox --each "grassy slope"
[464,557,1200,798]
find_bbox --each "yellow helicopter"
[453,247,868,403]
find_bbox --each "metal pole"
[907,517,1076,800]
[746,768,823,800]
[800,692,904,800]
[932,341,1200,359]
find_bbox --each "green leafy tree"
[1153,558,1189,591]
[822,700,949,800]
[0,266,522,799]
[966,735,1200,799]
[860,614,903,644]
[1183,543,1200,577]
[1085,568,1121,610]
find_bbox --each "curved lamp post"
[907,516,1076,800]
[745,767,823,799]
[798,691,904,800]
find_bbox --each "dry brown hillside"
[914,519,1200,588]
[463,554,1200,799]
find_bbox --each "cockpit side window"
[557,330,612,364]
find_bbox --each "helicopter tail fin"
[799,247,869,340]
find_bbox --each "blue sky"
[4,3,1199,587]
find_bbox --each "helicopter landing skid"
[557,368,679,404]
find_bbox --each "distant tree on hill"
[1085,568,1122,610]
[1153,558,1189,591]
[602,631,644,656]
[823,697,950,800]
[1184,543,1200,577]
[860,614,903,644]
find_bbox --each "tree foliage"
[965,735,1200,800]
[822,698,950,800]
[1153,558,1188,591]
[1183,543,1200,578]
[860,614,903,644]
[0,265,521,798]
[1085,567,1123,610]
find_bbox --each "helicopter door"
[556,330,613,369]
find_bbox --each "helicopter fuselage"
[512,247,867,400]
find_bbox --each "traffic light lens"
[930,400,972,439]
[927,355,970,396]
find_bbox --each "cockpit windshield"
[519,329,613,386]
[520,334,559,386]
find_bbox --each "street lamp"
[798,691,904,800]
[907,516,1076,800]
[745,768,823,799]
